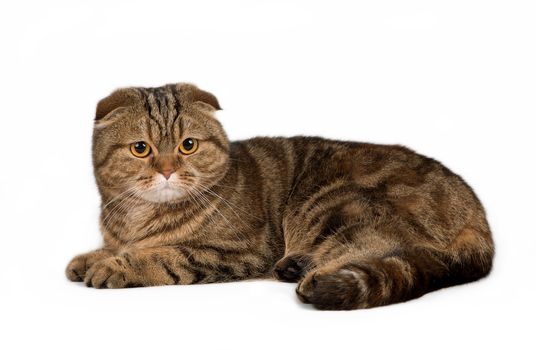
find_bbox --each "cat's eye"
[179,138,199,155]
[130,141,151,158]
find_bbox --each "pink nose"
[161,170,173,180]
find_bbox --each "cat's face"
[92,84,229,204]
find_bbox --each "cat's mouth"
[138,178,186,203]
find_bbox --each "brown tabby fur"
[66,83,494,310]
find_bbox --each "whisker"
[101,188,142,229]
[101,186,137,211]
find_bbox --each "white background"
[1,0,535,349]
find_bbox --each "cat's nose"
[156,155,176,180]
[160,169,174,180]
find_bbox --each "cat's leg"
[83,244,267,288]
[66,248,115,282]
[296,248,438,310]
[295,228,493,310]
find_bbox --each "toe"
[66,268,83,282]
[296,272,316,302]
[106,272,127,288]
[65,257,87,282]
[89,265,113,289]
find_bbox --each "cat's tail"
[296,229,494,310]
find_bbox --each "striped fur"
[66,83,494,310]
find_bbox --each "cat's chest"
[121,204,155,236]
[114,204,198,245]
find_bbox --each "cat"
[66,83,494,310]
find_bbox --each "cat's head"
[92,83,229,203]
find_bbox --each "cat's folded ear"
[179,84,221,111]
[95,88,141,121]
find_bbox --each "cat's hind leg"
[296,248,439,310]
[296,232,493,310]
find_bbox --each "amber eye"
[130,141,151,158]
[179,138,199,155]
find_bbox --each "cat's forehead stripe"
[137,85,184,145]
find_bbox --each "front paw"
[66,249,113,282]
[84,257,135,289]
[273,254,312,282]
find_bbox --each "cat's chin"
[139,186,186,203]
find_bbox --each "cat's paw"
[273,254,311,282]
[66,249,113,282]
[296,267,367,310]
[84,256,135,289]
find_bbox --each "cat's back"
[234,136,488,249]
[231,135,433,184]
[231,136,482,217]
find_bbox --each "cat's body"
[67,83,494,310]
